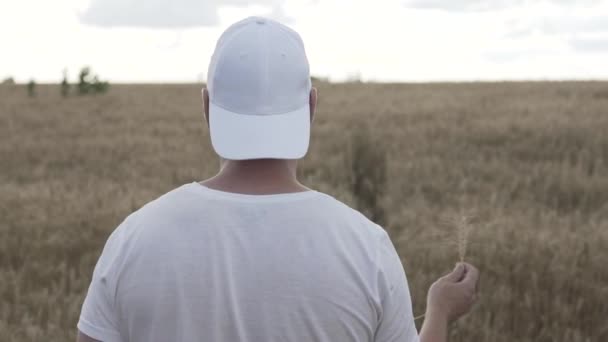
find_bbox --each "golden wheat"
[1,82,607,342]
[457,214,473,263]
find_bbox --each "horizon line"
[7,78,608,86]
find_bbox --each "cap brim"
[209,102,311,160]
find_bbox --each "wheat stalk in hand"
[457,214,473,263]
[414,212,475,321]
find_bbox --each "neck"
[201,159,308,195]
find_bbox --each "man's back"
[78,182,419,342]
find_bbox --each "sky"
[1,0,608,83]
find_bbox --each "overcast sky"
[2,0,608,83]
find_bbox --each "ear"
[309,87,317,123]
[202,88,210,127]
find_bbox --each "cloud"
[403,0,600,11]
[539,16,608,35]
[569,36,608,52]
[483,48,556,63]
[403,0,523,11]
[80,0,286,28]
[503,15,608,40]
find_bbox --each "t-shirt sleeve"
[77,218,133,342]
[374,230,420,342]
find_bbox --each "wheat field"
[1,81,607,341]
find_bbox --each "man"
[77,16,479,342]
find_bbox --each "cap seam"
[272,23,308,55]
[263,22,270,107]
[210,22,252,92]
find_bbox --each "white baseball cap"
[206,16,312,160]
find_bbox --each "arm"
[419,311,449,342]
[77,330,101,342]
[372,230,479,342]
[419,263,480,342]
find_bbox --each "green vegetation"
[61,70,69,97]
[78,67,91,95]
[91,75,109,94]
[78,66,109,96]
[26,79,36,97]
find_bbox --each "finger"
[442,263,466,283]
[461,263,479,290]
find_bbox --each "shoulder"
[124,183,202,228]
[103,183,195,249]
[314,191,389,241]
[314,192,398,264]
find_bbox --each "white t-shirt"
[78,182,419,342]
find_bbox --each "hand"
[426,262,479,323]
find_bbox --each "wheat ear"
[457,214,472,262]
[414,213,474,322]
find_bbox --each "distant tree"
[2,77,15,85]
[27,79,36,97]
[91,75,109,94]
[61,69,70,97]
[78,66,109,95]
[78,67,91,95]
